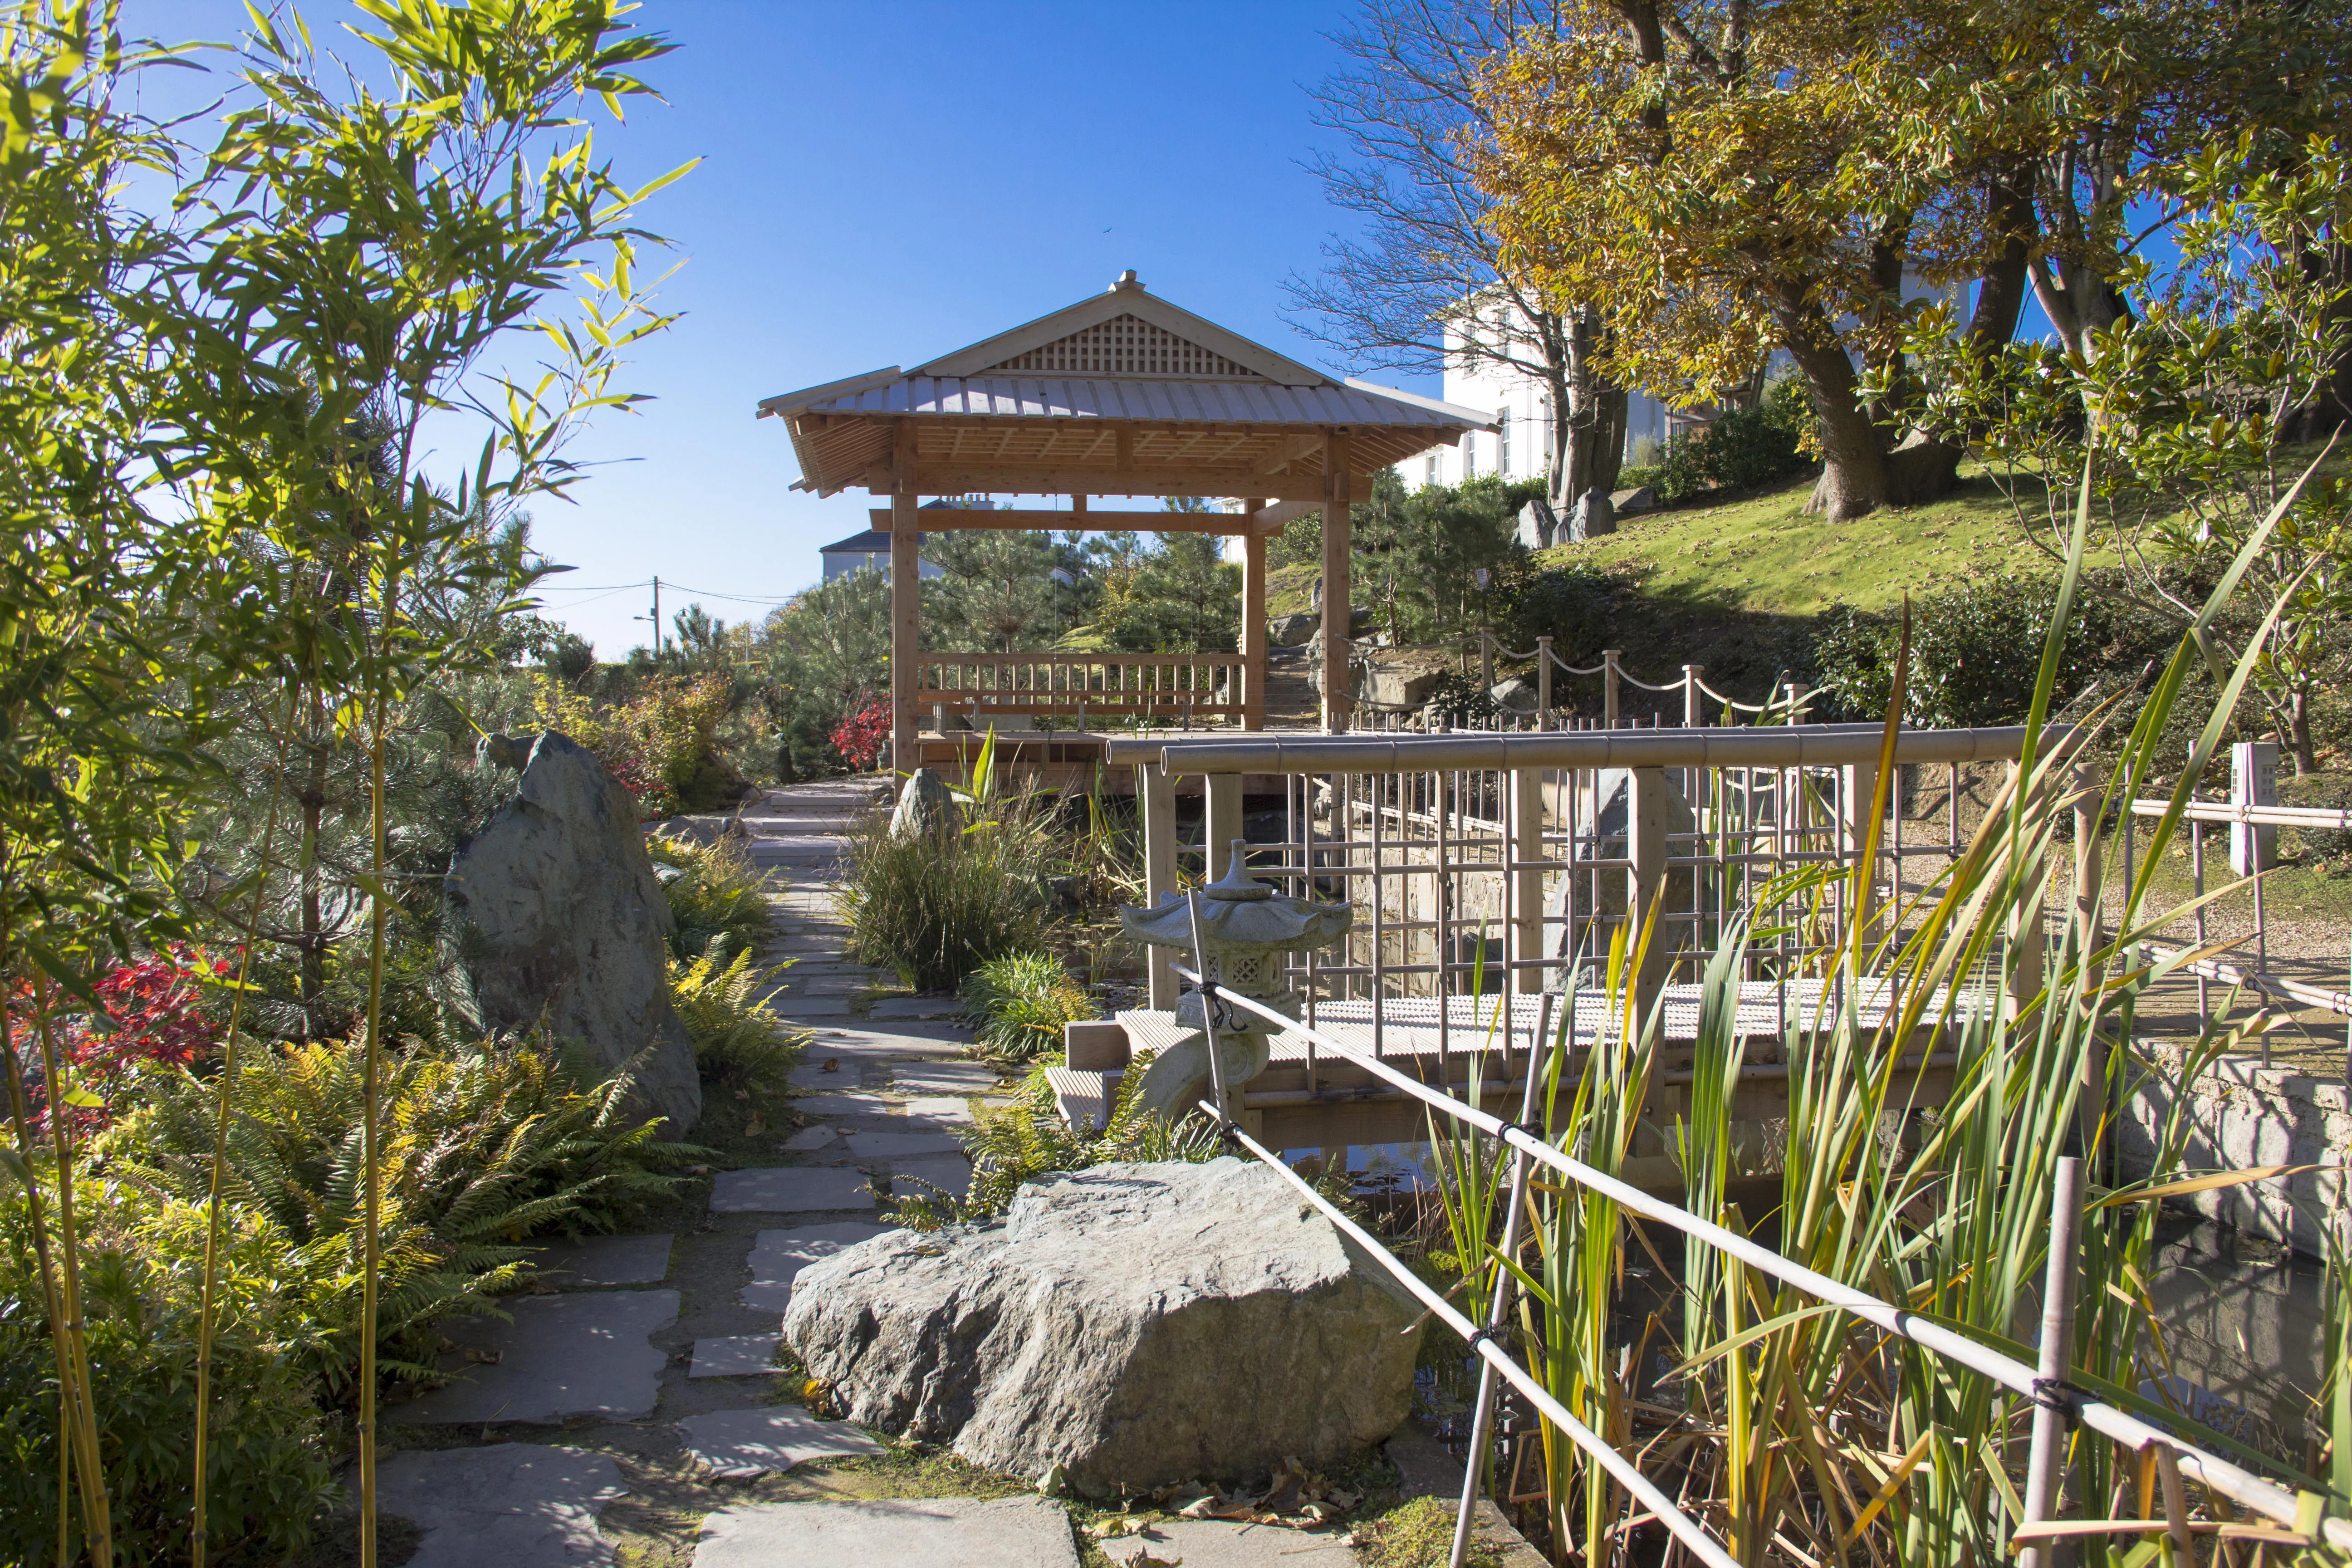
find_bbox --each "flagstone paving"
[374,1444,625,1568]
[687,1334,781,1377]
[1102,1519,1360,1567]
[741,1221,891,1310]
[709,1166,877,1214]
[524,1232,673,1287]
[391,1291,679,1426]
[693,1498,1082,1568]
[676,1406,884,1479]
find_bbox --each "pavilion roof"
[758,272,1490,501]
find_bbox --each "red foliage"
[829,697,891,772]
[7,944,229,1133]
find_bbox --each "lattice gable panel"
[982,314,1265,380]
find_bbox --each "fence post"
[1630,766,1671,1026]
[1510,767,1546,996]
[1207,770,1244,881]
[1602,648,1623,729]
[1682,665,1704,729]
[2073,765,2109,1163]
[2230,739,2278,874]
[2005,760,2047,1028]
[1142,761,1178,1011]
[2018,1156,2085,1568]
[1535,637,1553,729]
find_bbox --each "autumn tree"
[1289,0,1630,540]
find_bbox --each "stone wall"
[2119,1041,2348,1257]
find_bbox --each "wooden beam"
[1321,434,1353,732]
[871,465,1357,502]
[889,426,920,770]
[1241,502,1268,731]
[1251,433,1323,474]
[869,507,1258,535]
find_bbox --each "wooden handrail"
[919,652,1240,667]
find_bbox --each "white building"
[1399,306,1691,492]
[816,497,997,581]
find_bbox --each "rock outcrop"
[445,731,702,1132]
[889,768,962,842]
[784,1159,1421,1495]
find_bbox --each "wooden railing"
[915,651,1244,720]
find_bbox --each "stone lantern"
[1117,839,1352,1118]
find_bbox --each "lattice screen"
[984,314,1261,379]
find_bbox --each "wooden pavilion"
[758,271,1491,775]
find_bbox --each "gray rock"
[1516,496,1558,550]
[677,1407,884,1479]
[1269,612,1318,647]
[784,1158,1423,1496]
[711,1166,878,1214]
[1361,663,1445,710]
[1568,490,1617,540]
[1611,483,1657,516]
[445,731,702,1132]
[890,769,963,842]
[375,1444,624,1568]
[694,1498,1078,1568]
[391,1291,678,1425]
[1490,676,1540,714]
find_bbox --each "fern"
[887,1050,1220,1229]
[97,1035,701,1401]
[669,947,807,1088]
[649,831,774,961]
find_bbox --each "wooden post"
[1535,637,1553,729]
[1602,649,1622,729]
[2230,739,2278,874]
[1241,502,1268,731]
[888,422,921,771]
[2018,1156,2084,1568]
[1207,770,1244,880]
[1629,766,1672,1028]
[1842,759,1884,960]
[1510,767,1546,995]
[1683,665,1704,729]
[1322,433,1353,732]
[2006,759,2047,1026]
[1142,761,1178,1010]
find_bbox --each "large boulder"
[445,732,702,1132]
[1268,612,1318,647]
[889,768,963,841]
[784,1159,1422,1496]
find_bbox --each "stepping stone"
[772,998,855,1018]
[846,1130,965,1159]
[694,1498,1078,1568]
[524,1232,671,1288]
[887,1156,972,1200]
[710,1167,877,1214]
[891,1062,1003,1094]
[781,1125,838,1152]
[791,1092,898,1118]
[743,1222,891,1310]
[391,1291,678,1425]
[867,996,965,1020]
[375,1443,623,1568]
[901,1096,974,1126]
[1102,1520,1356,1567]
[678,1406,885,1478]
[689,1334,781,1377]
[789,1061,861,1088]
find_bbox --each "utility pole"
[637,576,665,659]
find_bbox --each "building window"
[1497,408,1511,476]
[1425,455,1439,488]
[1536,396,1551,474]
[1463,435,1476,477]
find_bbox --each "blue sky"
[132,1,1389,655]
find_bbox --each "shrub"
[1813,572,2171,727]
[100,1035,696,1398]
[7,943,231,1133]
[1638,378,1816,504]
[829,697,889,771]
[670,948,805,1088]
[534,671,735,817]
[0,1183,335,1566]
[1494,557,1618,670]
[959,951,1094,1063]
[650,832,773,962]
[838,813,1042,992]
[887,1053,1219,1228]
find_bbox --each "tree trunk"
[1778,295,1892,521]
[1547,308,1629,540]
[2287,689,2318,775]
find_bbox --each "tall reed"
[1470,448,2344,1564]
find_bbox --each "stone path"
[377,778,1067,1566]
